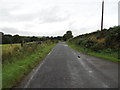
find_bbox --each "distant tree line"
[0,31,73,44]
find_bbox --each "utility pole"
[101,0,104,30]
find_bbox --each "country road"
[19,42,118,88]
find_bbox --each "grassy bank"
[67,42,119,62]
[2,42,56,88]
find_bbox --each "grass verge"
[67,42,120,62]
[2,43,56,88]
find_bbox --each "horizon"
[1,25,118,37]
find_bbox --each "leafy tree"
[63,31,73,41]
[2,34,13,44]
[12,35,22,43]
[29,36,39,42]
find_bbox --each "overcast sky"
[0,0,119,36]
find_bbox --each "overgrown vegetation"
[2,41,56,88]
[2,41,53,63]
[68,26,120,62]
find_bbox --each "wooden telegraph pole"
[101,0,104,30]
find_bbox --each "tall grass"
[0,44,2,89]
[2,41,56,88]
[2,42,51,64]
[2,44,21,63]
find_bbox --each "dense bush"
[69,26,120,53]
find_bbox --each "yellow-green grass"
[2,43,56,88]
[0,43,20,47]
[67,42,120,62]
[0,66,1,88]
[2,44,22,63]
[1,43,21,55]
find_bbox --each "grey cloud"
[0,5,70,23]
[39,14,69,24]
[1,27,19,33]
[0,12,37,22]
[0,27,49,36]
[0,8,10,17]
[0,0,118,36]
[1,27,32,35]
[38,6,70,24]
[0,2,21,19]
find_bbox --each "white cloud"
[0,0,119,36]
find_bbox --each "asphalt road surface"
[19,42,118,88]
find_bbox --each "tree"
[63,31,73,41]
[12,35,22,43]
[29,36,39,42]
[2,34,13,44]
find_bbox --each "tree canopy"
[63,31,73,41]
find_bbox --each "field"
[2,41,56,88]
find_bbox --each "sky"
[0,0,119,36]
[118,1,120,25]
